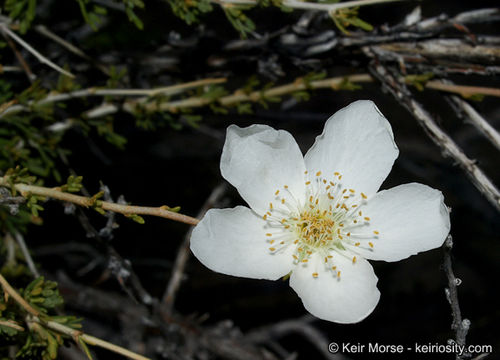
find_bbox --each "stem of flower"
[0,177,200,226]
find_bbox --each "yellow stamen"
[373,230,379,235]
[361,192,367,199]
[364,217,371,221]
[275,190,280,196]
[316,171,321,177]
[352,256,357,264]
[312,272,318,278]
[355,242,360,246]
[369,242,374,248]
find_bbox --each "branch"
[0,77,227,118]
[0,177,199,226]
[0,272,150,359]
[442,236,471,360]
[162,182,228,314]
[13,232,40,278]
[448,95,500,152]
[365,47,500,212]
[425,80,500,98]
[214,0,405,12]
[0,273,40,316]
[0,24,75,78]
[30,317,150,360]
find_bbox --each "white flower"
[190,100,450,323]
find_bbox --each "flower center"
[263,171,379,279]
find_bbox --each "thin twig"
[0,24,75,78]
[448,95,500,152]
[215,0,405,12]
[162,183,228,314]
[29,316,151,360]
[426,81,500,98]
[1,27,35,82]
[0,177,199,225]
[366,47,500,212]
[34,24,110,75]
[13,232,40,278]
[0,272,150,360]
[0,319,25,332]
[0,78,227,118]
[0,274,40,316]
[443,236,471,360]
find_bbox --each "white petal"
[304,100,399,196]
[221,124,306,215]
[354,183,450,262]
[190,206,294,280]
[289,252,380,323]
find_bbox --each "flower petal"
[221,124,306,215]
[289,252,380,323]
[190,206,294,280]
[304,100,399,196]
[354,183,450,262]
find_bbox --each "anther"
[352,256,357,264]
[373,230,379,235]
[269,203,273,210]
[275,190,280,196]
[266,233,272,237]
[316,171,321,177]
[369,242,374,248]
[312,272,318,278]
[364,217,371,221]
[349,189,355,193]
[269,247,276,251]
[305,181,311,185]
[361,192,367,199]
[355,242,360,246]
